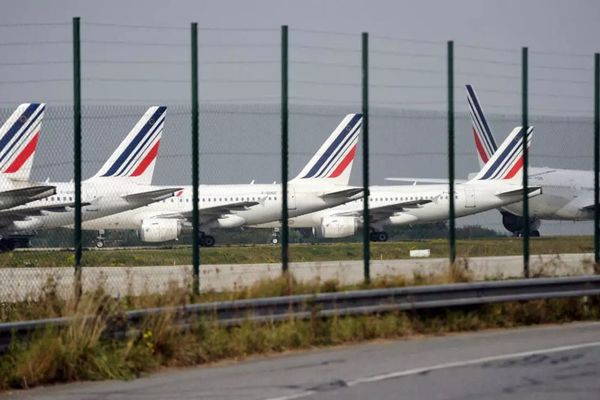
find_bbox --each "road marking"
[262,341,600,400]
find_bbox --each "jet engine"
[216,214,246,228]
[316,216,358,238]
[138,219,181,242]
[501,211,541,237]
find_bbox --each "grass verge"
[2,297,598,391]
[0,236,593,267]
[1,266,599,391]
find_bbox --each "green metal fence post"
[362,32,370,284]
[594,53,599,271]
[72,17,82,297]
[191,22,200,295]
[281,25,289,274]
[447,40,456,264]
[522,47,530,278]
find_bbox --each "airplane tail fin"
[91,106,166,185]
[0,103,45,181]
[471,126,533,183]
[466,84,498,168]
[292,113,362,186]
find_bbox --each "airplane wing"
[153,200,260,224]
[123,187,182,204]
[385,177,468,184]
[336,199,432,222]
[319,187,364,200]
[0,185,56,208]
[0,201,92,220]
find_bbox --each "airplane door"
[288,187,297,210]
[464,187,476,208]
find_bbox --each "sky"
[0,0,598,235]
[1,0,598,113]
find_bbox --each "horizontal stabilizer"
[338,199,431,221]
[319,187,363,200]
[385,177,467,184]
[496,186,542,198]
[123,187,182,204]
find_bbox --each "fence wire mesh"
[0,21,597,317]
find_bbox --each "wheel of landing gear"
[0,240,15,252]
[377,232,388,242]
[271,237,279,245]
[369,232,379,242]
[531,230,541,237]
[95,240,105,249]
[202,235,216,247]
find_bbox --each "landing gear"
[513,230,541,238]
[270,228,280,245]
[369,231,388,242]
[199,233,215,247]
[95,229,106,248]
[0,239,16,252]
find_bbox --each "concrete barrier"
[0,253,594,302]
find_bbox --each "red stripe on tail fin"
[503,155,523,179]
[4,131,39,173]
[130,141,160,177]
[328,144,357,178]
[473,127,489,163]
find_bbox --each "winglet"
[92,106,166,185]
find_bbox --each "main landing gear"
[0,237,31,252]
[369,230,389,242]
[270,228,280,245]
[95,229,106,248]
[514,230,540,238]
[200,232,216,247]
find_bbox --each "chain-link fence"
[0,20,598,313]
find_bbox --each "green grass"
[1,266,598,391]
[0,236,594,268]
[1,294,598,390]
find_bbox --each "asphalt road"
[3,322,600,400]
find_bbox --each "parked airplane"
[0,106,180,251]
[0,103,56,210]
[253,126,540,241]
[467,84,594,236]
[82,114,365,247]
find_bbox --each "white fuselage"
[82,182,362,232]
[503,167,593,221]
[253,180,534,231]
[0,178,172,235]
